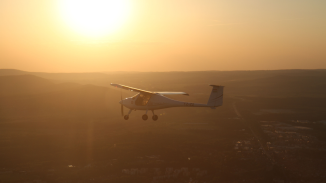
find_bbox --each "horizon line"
[1,68,326,74]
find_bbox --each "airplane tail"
[207,85,224,107]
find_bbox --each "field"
[1,69,326,182]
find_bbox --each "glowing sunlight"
[59,0,132,38]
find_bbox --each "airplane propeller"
[121,91,124,116]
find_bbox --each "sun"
[59,0,132,38]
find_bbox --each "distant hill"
[0,69,28,76]
[0,75,80,97]
[2,68,326,98]
[31,72,110,82]
[223,73,326,97]
[0,84,120,119]
[0,69,326,120]
[0,74,121,118]
[0,69,110,84]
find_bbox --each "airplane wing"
[156,92,189,96]
[110,83,189,96]
[110,83,154,94]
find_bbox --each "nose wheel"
[124,115,129,120]
[123,109,132,120]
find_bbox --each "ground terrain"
[0,69,326,183]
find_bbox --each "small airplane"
[111,83,224,121]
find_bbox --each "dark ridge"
[0,74,81,97]
[0,69,28,76]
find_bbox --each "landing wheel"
[124,115,129,120]
[152,115,158,121]
[142,114,148,121]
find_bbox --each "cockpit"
[133,93,152,106]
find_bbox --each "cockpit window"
[135,93,151,106]
[131,94,138,99]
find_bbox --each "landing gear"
[125,109,159,121]
[151,110,158,121]
[123,109,132,120]
[142,114,148,120]
[152,115,158,121]
[124,115,129,120]
[142,109,149,121]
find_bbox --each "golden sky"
[1,0,326,72]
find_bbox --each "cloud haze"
[1,0,326,72]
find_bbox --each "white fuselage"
[120,93,208,110]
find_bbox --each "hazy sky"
[1,0,326,72]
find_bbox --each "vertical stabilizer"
[207,85,224,107]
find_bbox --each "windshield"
[131,94,138,99]
[135,93,151,106]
